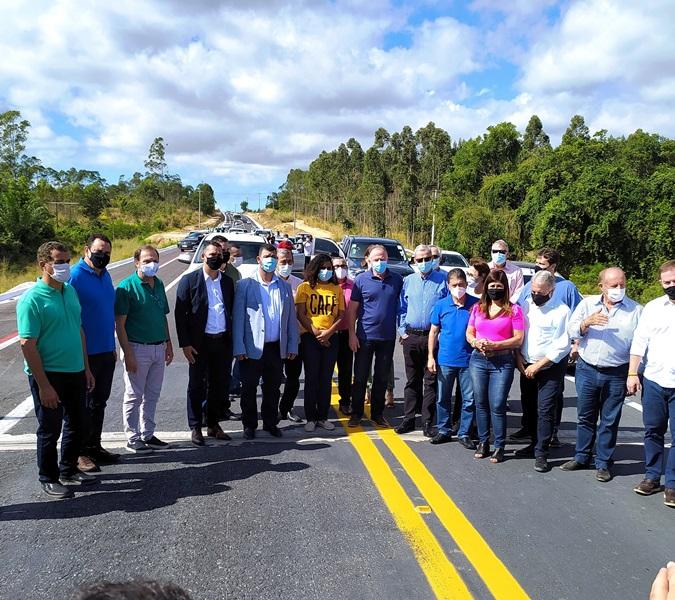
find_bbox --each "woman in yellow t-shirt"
[296,253,345,433]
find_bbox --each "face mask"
[261,257,277,273]
[467,276,477,288]
[222,251,230,263]
[430,257,441,270]
[417,260,433,274]
[335,267,347,280]
[232,256,243,268]
[49,263,71,283]
[372,260,387,274]
[277,264,292,278]
[664,285,675,300]
[89,252,110,270]
[492,251,507,266]
[140,261,159,277]
[450,286,466,299]
[531,292,550,307]
[606,287,625,303]
[318,268,333,282]
[487,287,506,301]
[533,265,543,273]
[206,255,224,271]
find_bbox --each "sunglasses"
[491,249,506,254]
[414,257,432,264]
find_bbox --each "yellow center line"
[331,392,472,600]
[378,429,530,600]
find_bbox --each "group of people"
[15,233,675,509]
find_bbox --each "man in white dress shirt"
[488,239,524,303]
[627,260,675,508]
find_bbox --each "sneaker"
[317,420,335,431]
[560,459,587,471]
[59,471,97,486]
[633,479,661,496]
[596,468,612,483]
[534,457,549,473]
[665,488,675,508]
[143,436,169,448]
[77,455,100,473]
[126,440,152,453]
[347,415,361,428]
[41,482,74,499]
[371,416,391,428]
[304,421,316,433]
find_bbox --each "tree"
[240,200,249,212]
[561,115,590,145]
[144,137,167,179]
[0,110,31,179]
[523,115,551,152]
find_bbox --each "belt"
[130,340,165,346]
[204,332,227,339]
[406,328,430,336]
[580,359,628,372]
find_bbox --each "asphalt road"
[0,249,672,600]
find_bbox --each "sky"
[1,0,675,211]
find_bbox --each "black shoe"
[395,419,415,435]
[458,436,477,450]
[508,427,531,442]
[286,409,303,423]
[221,409,242,421]
[474,442,490,459]
[143,436,169,448]
[423,422,437,438]
[549,433,562,448]
[430,432,452,445]
[191,428,205,446]
[596,468,612,482]
[514,444,535,458]
[560,459,588,471]
[489,448,505,463]
[371,416,391,428]
[59,471,97,486]
[347,415,361,428]
[534,457,549,472]
[263,425,283,438]
[41,482,74,499]
[89,447,120,463]
[339,404,352,416]
[243,427,256,440]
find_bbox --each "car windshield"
[441,253,468,267]
[186,232,201,238]
[314,238,340,256]
[348,242,406,262]
[194,240,263,264]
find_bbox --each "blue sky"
[1,0,674,212]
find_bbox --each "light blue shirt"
[518,278,583,312]
[255,271,281,343]
[398,269,447,336]
[568,294,642,367]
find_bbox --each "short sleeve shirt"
[296,281,345,333]
[16,279,85,374]
[468,303,524,341]
[430,295,478,367]
[115,273,170,344]
[351,270,404,341]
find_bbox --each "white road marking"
[0,335,20,351]
[0,395,34,435]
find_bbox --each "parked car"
[177,231,206,252]
[438,250,469,273]
[340,236,414,279]
[511,261,565,285]
[179,232,269,278]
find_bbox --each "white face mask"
[606,287,626,303]
[232,256,243,268]
[334,267,347,280]
[49,263,71,283]
[450,285,466,299]
[467,276,477,288]
[140,261,159,277]
[277,264,292,278]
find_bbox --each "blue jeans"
[436,366,474,437]
[574,359,628,469]
[642,377,675,488]
[469,351,515,449]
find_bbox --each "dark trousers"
[83,351,116,452]
[520,379,565,433]
[336,330,353,408]
[402,333,437,425]
[28,371,86,483]
[188,334,232,429]
[642,377,675,489]
[279,343,303,415]
[240,342,283,430]
[351,338,395,420]
[302,333,339,422]
[519,359,567,457]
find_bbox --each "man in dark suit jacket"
[175,241,235,446]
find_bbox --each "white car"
[438,250,470,274]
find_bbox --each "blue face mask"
[318,268,333,282]
[430,257,441,270]
[372,260,388,274]
[418,260,433,274]
[277,264,292,278]
[261,257,277,273]
[492,251,507,266]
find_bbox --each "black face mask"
[487,288,506,301]
[89,252,110,270]
[531,292,550,306]
[665,285,675,300]
[533,265,543,273]
[223,251,230,264]
[206,256,224,270]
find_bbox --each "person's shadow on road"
[0,442,328,521]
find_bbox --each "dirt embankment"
[254,210,334,239]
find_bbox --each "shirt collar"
[255,270,278,286]
[203,269,222,283]
[78,257,95,274]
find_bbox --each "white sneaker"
[304,421,316,433]
[317,420,335,431]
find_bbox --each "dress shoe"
[220,409,242,421]
[514,444,535,458]
[549,433,562,448]
[263,425,283,438]
[78,455,100,473]
[191,428,205,446]
[287,409,303,423]
[41,482,74,499]
[243,427,256,440]
[633,479,661,496]
[207,425,232,441]
[534,457,549,472]
[430,432,452,445]
[665,488,675,508]
[347,415,361,428]
[596,468,612,483]
[371,416,391,428]
[60,471,97,486]
[560,459,588,471]
[458,436,476,450]
[394,419,415,435]
[339,404,352,415]
[423,422,438,438]
[89,447,120,463]
[508,427,532,442]
[385,389,395,407]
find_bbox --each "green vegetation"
[0,110,218,289]
[271,115,674,303]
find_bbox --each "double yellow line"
[332,388,529,599]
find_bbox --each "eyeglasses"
[414,257,432,263]
[491,249,506,254]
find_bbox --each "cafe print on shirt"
[295,281,345,333]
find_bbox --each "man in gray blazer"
[232,244,299,439]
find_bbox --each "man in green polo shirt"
[115,244,174,453]
[17,241,97,499]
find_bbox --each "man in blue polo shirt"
[396,244,448,437]
[426,269,478,447]
[348,244,404,428]
[69,233,119,469]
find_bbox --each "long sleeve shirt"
[568,294,642,367]
[521,298,571,365]
[398,269,447,337]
